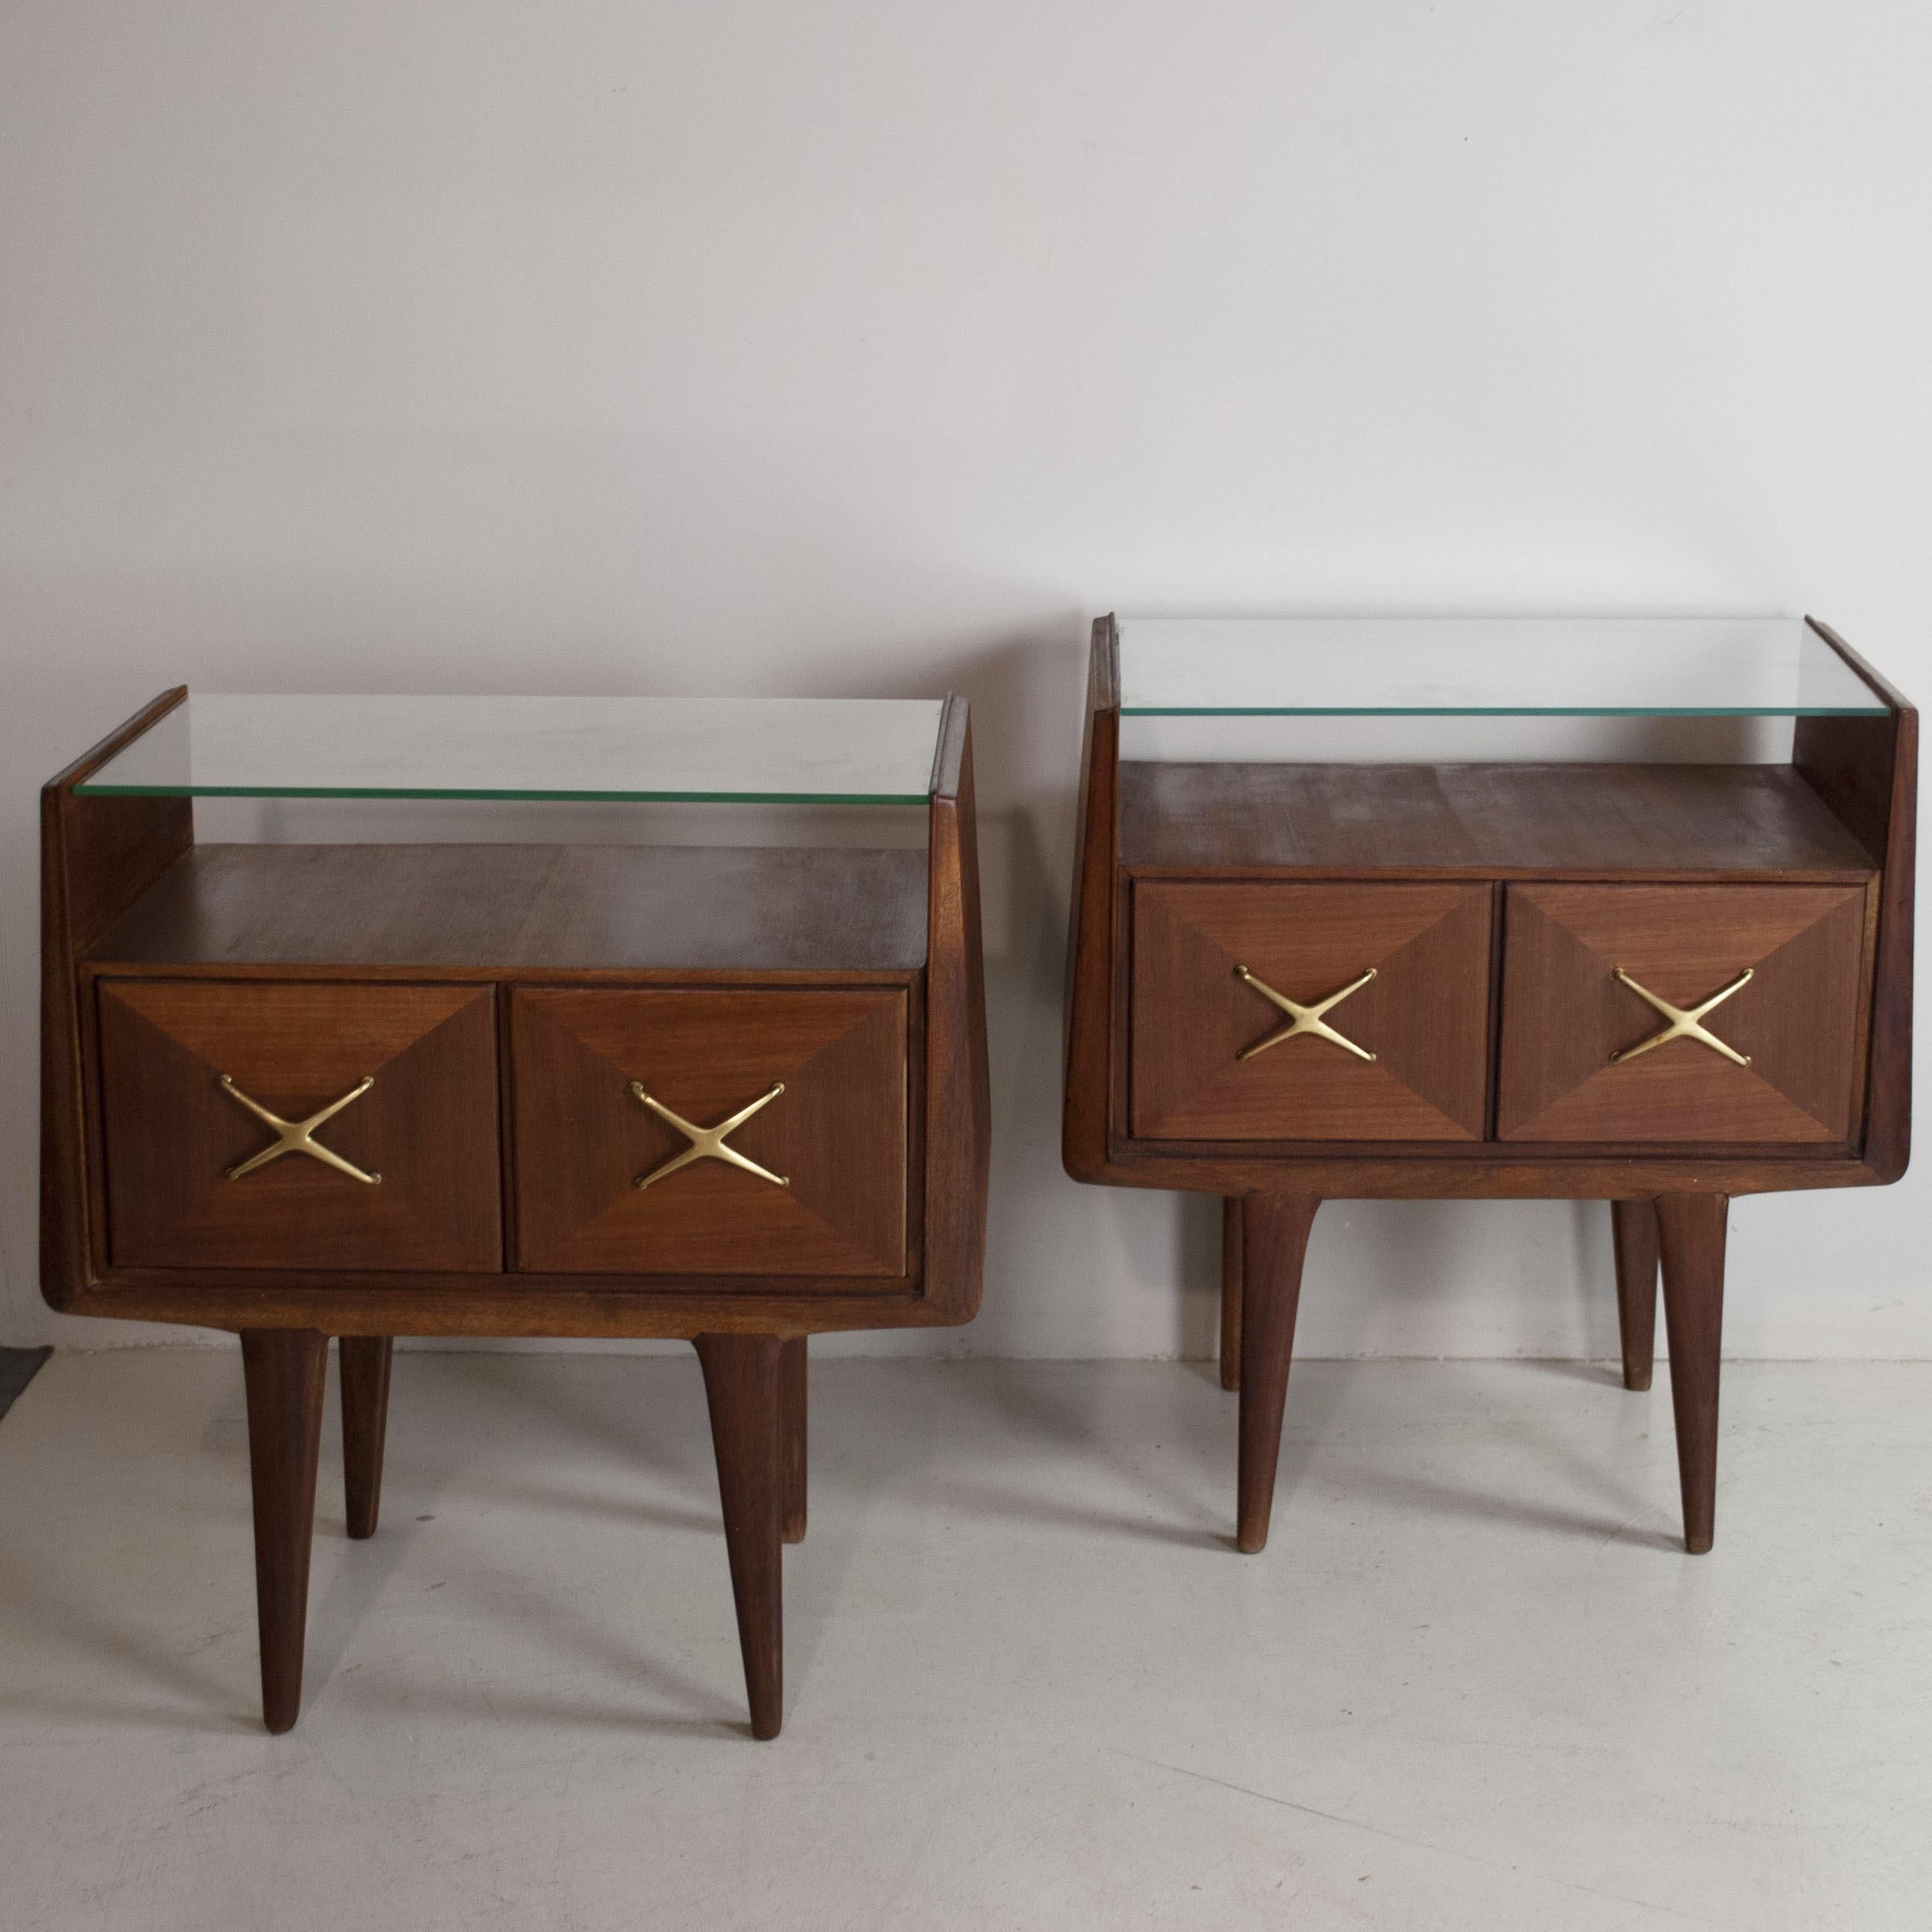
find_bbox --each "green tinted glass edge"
[72,783,934,803]
[1120,704,1888,719]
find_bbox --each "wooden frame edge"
[1063,616,1120,1182]
[918,707,991,1324]
[1801,617,1914,1182]
[42,688,193,1311]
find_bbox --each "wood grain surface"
[1121,761,1877,877]
[1062,622,1122,1185]
[41,688,195,1310]
[1131,880,1494,1140]
[99,979,503,1272]
[1796,618,1916,1182]
[1236,1194,1319,1554]
[339,1335,394,1539]
[1496,883,1869,1143]
[1610,1199,1659,1392]
[916,710,992,1328]
[510,987,909,1278]
[695,1333,787,1738]
[1219,1196,1243,1392]
[89,842,929,975]
[1657,1193,1729,1553]
[241,1328,329,1733]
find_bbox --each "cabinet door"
[99,979,502,1271]
[1130,882,1494,1141]
[1497,883,1869,1143]
[511,987,909,1278]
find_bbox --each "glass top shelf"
[76,695,950,803]
[1115,616,1885,718]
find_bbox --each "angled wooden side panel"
[1064,618,1120,1181]
[1796,619,1915,1183]
[918,701,991,1324]
[42,689,194,1310]
[1867,701,1918,1180]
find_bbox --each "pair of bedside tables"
[42,616,1913,1738]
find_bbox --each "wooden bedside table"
[1064,616,1913,1556]
[42,692,989,1737]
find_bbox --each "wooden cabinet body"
[1064,616,1913,1557]
[42,695,990,1740]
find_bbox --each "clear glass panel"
[77,695,948,802]
[1116,616,1886,717]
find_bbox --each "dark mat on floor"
[0,1348,52,1422]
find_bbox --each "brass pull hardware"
[1233,964,1378,1064]
[631,1081,790,1192]
[218,1074,381,1184]
[1609,967,1754,1068]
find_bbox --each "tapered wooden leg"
[1236,1194,1320,1554]
[1610,1200,1659,1392]
[1219,1197,1243,1392]
[1656,1193,1727,1555]
[694,1334,786,1738]
[779,1337,807,1545]
[240,1329,329,1734]
[339,1336,394,1540]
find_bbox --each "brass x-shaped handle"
[630,1081,790,1192]
[218,1074,381,1184]
[1609,967,1753,1067]
[1233,964,1378,1064]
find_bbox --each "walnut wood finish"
[511,988,909,1278]
[92,842,928,975]
[921,710,993,1328]
[695,1333,786,1738]
[99,980,503,1272]
[1131,881,1494,1141]
[42,690,988,1740]
[1065,614,1914,1555]
[241,1328,329,1733]
[1236,1194,1319,1553]
[1123,761,1875,878]
[1497,883,1869,1143]
[55,721,986,1342]
[1219,1197,1243,1392]
[780,1336,807,1545]
[42,688,194,1311]
[1062,631,1121,1194]
[1657,1193,1728,1554]
[340,1336,394,1539]
[1796,619,1916,1183]
[1609,1201,1658,1392]
[1067,618,1911,1205]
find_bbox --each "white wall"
[3,1,1928,1359]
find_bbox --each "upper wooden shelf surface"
[85,844,929,974]
[1120,763,1879,877]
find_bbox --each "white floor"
[3,1351,1929,1931]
